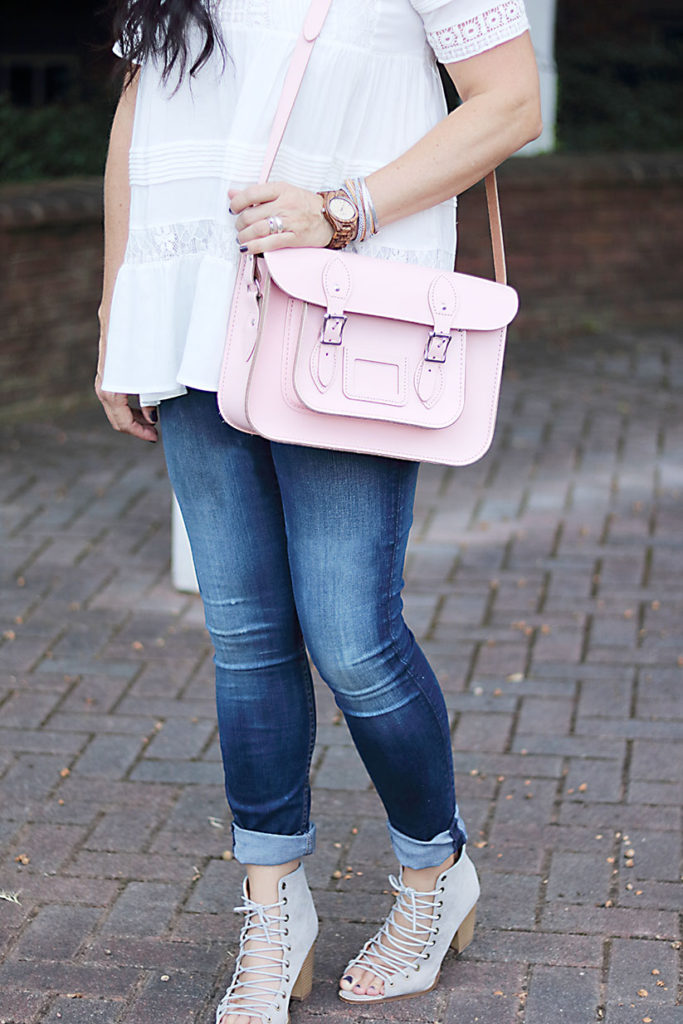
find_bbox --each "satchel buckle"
[321,313,347,345]
[425,331,451,363]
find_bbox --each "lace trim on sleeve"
[426,1,528,63]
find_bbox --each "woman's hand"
[229,181,333,254]
[95,370,159,443]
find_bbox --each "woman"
[97,2,541,1021]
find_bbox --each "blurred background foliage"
[556,38,683,151]
[1,0,682,183]
[0,92,117,182]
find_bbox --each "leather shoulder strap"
[258,0,508,286]
[485,171,507,285]
[258,0,333,183]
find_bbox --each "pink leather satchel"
[218,0,519,466]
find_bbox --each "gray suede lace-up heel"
[216,863,318,1024]
[339,847,479,1004]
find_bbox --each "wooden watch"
[318,189,359,250]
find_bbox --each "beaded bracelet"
[341,176,379,243]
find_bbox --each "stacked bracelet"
[341,177,379,243]
[318,176,380,250]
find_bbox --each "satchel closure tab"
[424,331,451,364]
[321,313,347,345]
[321,256,352,345]
[425,274,457,363]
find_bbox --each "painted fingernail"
[228,206,234,214]
[149,409,158,423]
[239,245,248,253]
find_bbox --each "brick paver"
[1,327,682,1023]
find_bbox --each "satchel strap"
[258,0,333,184]
[259,0,508,286]
[485,172,506,285]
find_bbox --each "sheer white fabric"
[103,0,529,402]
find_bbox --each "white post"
[519,0,558,154]
[172,495,199,592]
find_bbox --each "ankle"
[401,852,455,893]
[246,859,300,905]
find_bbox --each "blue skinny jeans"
[160,389,467,868]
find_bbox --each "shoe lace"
[216,882,289,1023]
[347,873,440,983]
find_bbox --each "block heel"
[450,904,476,954]
[291,941,315,1000]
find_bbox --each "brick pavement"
[0,327,682,1023]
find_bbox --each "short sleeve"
[410,0,529,64]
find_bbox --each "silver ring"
[269,215,285,235]
[268,217,277,235]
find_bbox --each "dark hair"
[112,0,223,81]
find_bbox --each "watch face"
[329,196,356,223]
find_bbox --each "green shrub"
[556,39,683,151]
[0,92,117,183]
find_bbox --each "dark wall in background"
[2,0,112,103]
[557,0,683,43]
[4,0,110,54]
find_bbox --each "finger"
[234,198,283,235]
[229,182,281,215]
[238,212,293,246]
[106,405,157,442]
[239,229,297,256]
[129,407,159,441]
[98,390,158,442]
[141,405,159,426]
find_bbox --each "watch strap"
[318,189,360,250]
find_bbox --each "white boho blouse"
[103,0,529,403]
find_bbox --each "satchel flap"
[264,248,519,331]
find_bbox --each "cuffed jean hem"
[387,812,467,870]
[231,822,317,865]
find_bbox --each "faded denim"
[160,389,467,867]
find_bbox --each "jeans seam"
[271,444,318,839]
[383,462,459,844]
[298,638,317,835]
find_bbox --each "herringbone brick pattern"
[1,328,681,1023]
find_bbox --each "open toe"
[338,852,479,1005]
